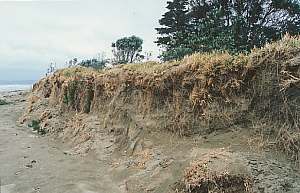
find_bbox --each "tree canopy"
[156,0,300,61]
[112,35,144,64]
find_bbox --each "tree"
[156,0,300,60]
[155,0,190,50]
[78,55,109,70]
[187,0,236,52]
[112,35,143,64]
[72,52,109,70]
[159,47,193,61]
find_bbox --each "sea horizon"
[0,80,35,92]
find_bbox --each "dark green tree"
[156,0,300,61]
[159,47,193,61]
[78,58,108,70]
[187,0,236,52]
[112,35,143,64]
[78,52,109,70]
[155,0,190,50]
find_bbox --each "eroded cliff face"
[18,36,300,193]
[21,36,300,157]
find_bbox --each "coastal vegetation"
[21,1,300,192]
[22,35,300,192]
[28,119,47,135]
[156,0,300,61]
[27,34,300,155]
[112,35,144,64]
[0,99,10,105]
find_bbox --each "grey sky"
[0,0,168,81]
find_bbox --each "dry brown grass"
[30,35,300,161]
[180,149,253,193]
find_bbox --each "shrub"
[28,120,47,135]
[0,99,9,105]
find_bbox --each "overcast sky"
[0,0,168,81]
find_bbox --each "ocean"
[0,84,33,92]
[0,80,35,92]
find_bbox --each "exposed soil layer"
[1,92,300,193]
[17,36,300,193]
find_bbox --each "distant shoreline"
[0,80,35,93]
[0,84,32,92]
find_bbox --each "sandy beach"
[0,91,121,193]
[1,91,300,193]
[1,1,300,192]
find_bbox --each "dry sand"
[0,91,121,193]
[1,91,300,193]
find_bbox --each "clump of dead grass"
[178,149,253,193]
[276,126,300,164]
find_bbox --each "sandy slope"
[0,92,121,193]
[1,91,300,193]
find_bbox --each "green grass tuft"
[0,99,10,105]
[28,120,47,135]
